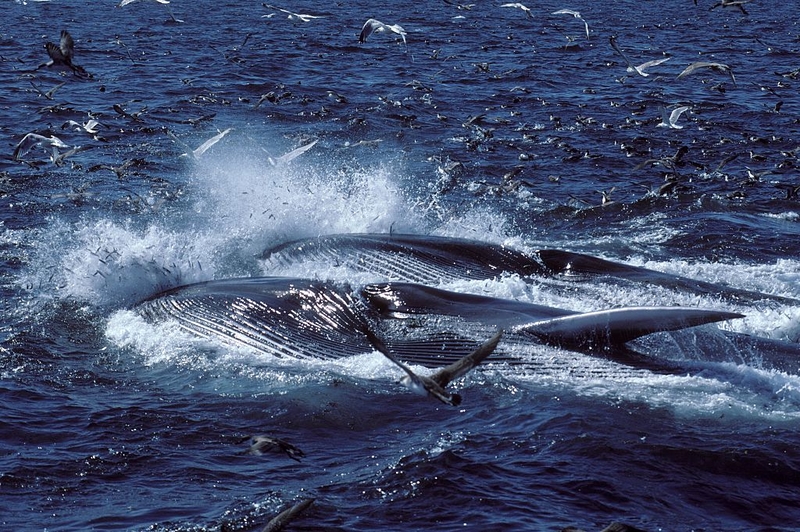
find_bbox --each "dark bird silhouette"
[364,327,503,406]
[241,434,305,461]
[39,30,90,78]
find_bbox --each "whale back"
[261,233,546,283]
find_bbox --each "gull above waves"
[29,80,66,100]
[262,3,324,22]
[242,435,305,461]
[363,327,503,407]
[118,0,183,23]
[117,0,169,5]
[63,119,103,137]
[359,18,407,48]
[710,0,751,15]
[500,3,533,18]
[265,139,318,167]
[37,30,90,77]
[609,36,670,77]
[552,9,590,39]
[166,128,232,160]
[677,61,736,86]
[13,132,70,162]
[658,105,690,129]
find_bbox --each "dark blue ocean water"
[2,0,800,530]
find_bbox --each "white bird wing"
[118,0,170,6]
[193,128,232,158]
[83,119,101,133]
[166,130,194,157]
[669,106,690,125]
[272,139,318,166]
[552,10,589,38]
[636,56,670,73]
[13,133,69,160]
[386,24,407,44]
[263,3,298,17]
[359,19,385,43]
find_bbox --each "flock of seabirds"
[7,0,800,208]
[5,0,798,530]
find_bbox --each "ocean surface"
[2,0,800,530]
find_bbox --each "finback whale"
[131,233,800,387]
[135,276,743,369]
[261,233,797,305]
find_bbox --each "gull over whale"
[134,234,751,377]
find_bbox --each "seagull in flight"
[363,327,503,406]
[118,0,183,23]
[262,3,324,22]
[118,0,170,5]
[265,139,318,167]
[677,61,736,86]
[38,30,90,77]
[710,0,751,15]
[241,435,305,461]
[63,118,103,136]
[500,3,533,18]
[609,36,670,77]
[166,128,232,160]
[12,132,70,162]
[658,106,690,129]
[552,9,590,39]
[359,18,407,48]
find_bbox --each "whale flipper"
[520,307,746,348]
[363,283,744,364]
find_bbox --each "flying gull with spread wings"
[363,327,503,406]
